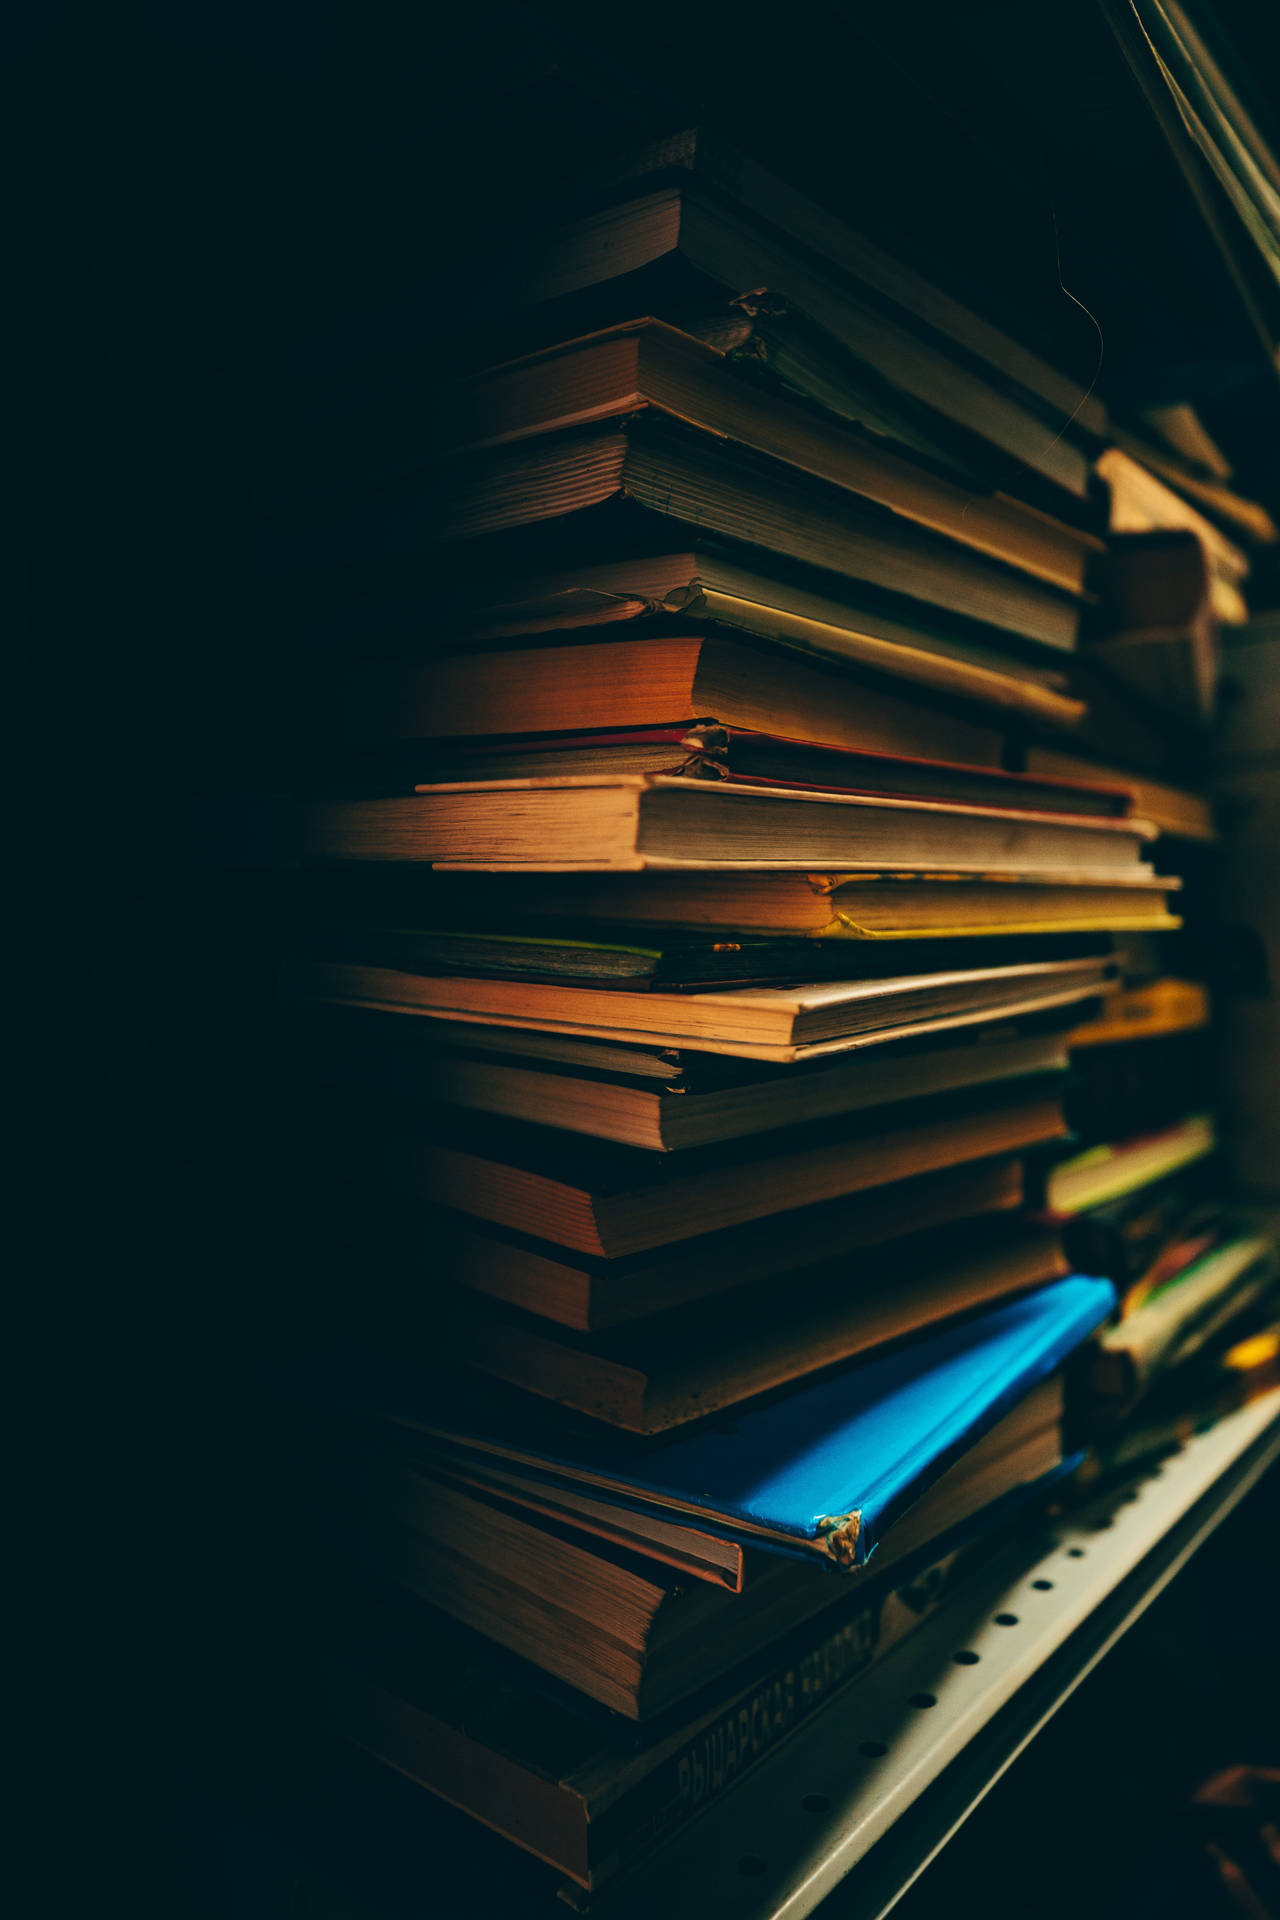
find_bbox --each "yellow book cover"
[1069,978,1209,1048]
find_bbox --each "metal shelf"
[585,1389,1280,1920]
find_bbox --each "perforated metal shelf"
[584,1389,1280,1920]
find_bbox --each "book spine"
[588,1557,957,1884]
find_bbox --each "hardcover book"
[370,868,1179,940]
[376,1081,1069,1255]
[487,129,1100,502]
[363,1274,1115,1566]
[433,1218,1069,1431]
[1039,1113,1217,1217]
[426,1158,1028,1331]
[413,726,1132,816]
[312,1019,1069,1151]
[290,953,1118,1062]
[330,1383,1064,1711]
[305,775,1159,874]
[433,548,1085,727]
[317,1534,975,1888]
[431,320,1101,592]
[337,630,1006,765]
[399,417,1084,649]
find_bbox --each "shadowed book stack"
[275,125,1278,1899]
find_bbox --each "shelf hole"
[801,1794,832,1813]
[738,1856,767,1877]
[1031,1578,1054,1591]
[994,1612,1019,1626]
[952,1649,980,1665]
[858,1740,888,1758]
[1066,1546,1086,1558]
[908,1692,937,1708]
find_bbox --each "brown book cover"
[427,547,1085,728]
[1088,532,1220,721]
[375,1083,1067,1257]
[329,1388,1062,1711]
[428,1157,1028,1331]
[357,867,1179,939]
[317,1390,1061,1885]
[434,1221,1068,1431]
[431,320,1101,593]
[317,1548,961,1888]
[303,775,1159,874]
[417,725,1130,815]
[410,418,1084,649]
[375,1025,1068,1151]
[290,953,1119,1063]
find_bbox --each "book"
[306,776,1159,874]
[433,549,1086,727]
[324,1023,1069,1151]
[1075,1324,1280,1482]
[334,1488,844,1718]
[431,320,1102,593]
[1095,446,1251,617]
[318,1539,970,1888]
[308,926,930,991]
[433,1219,1069,1431]
[576,129,1108,442]
[490,138,1098,500]
[1096,531,1219,636]
[1087,532,1220,720]
[679,291,1051,491]
[1059,1158,1223,1286]
[677,294,1025,491]
[1068,977,1210,1047]
[1020,744,1215,841]
[378,1083,1069,1256]
[1133,458,1276,551]
[340,631,1006,766]
[404,418,1084,650]
[332,1384,1063,1713]
[1119,1219,1229,1319]
[290,953,1119,1062]
[1138,406,1234,483]
[379,868,1180,940]
[302,1006,1050,1085]
[307,924,1122,991]
[1040,1113,1217,1217]
[363,1273,1115,1566]
[413,1375,1064,1592]
[307,925,1128,990]
[430,1157,1028,1331]
[417,727,1132,817]
[1076,1224,1280,1419]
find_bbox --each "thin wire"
[1038,208,1105,457]
[817,0,1109,448]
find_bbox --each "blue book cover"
[375,1275,1115,1566]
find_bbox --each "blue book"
[372,1275,1115,1567]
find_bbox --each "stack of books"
[277,127,1277,1896]
[1018,435,1280,1473]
